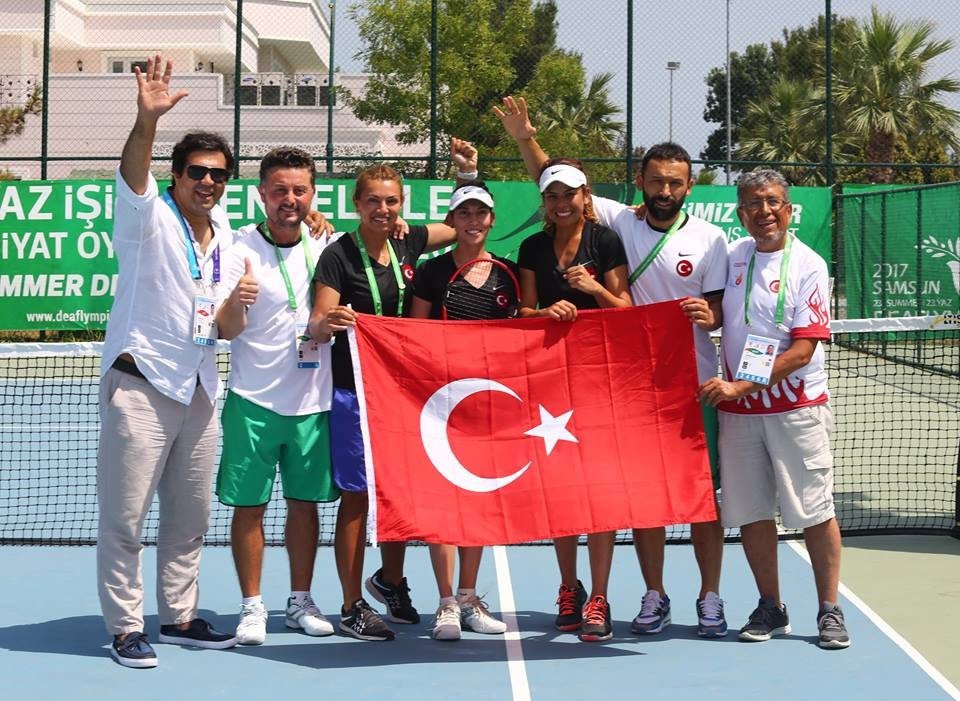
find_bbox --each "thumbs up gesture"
[231,257,259,307]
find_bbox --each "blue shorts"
[330,388,367,492]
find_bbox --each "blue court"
[1,542,956,700]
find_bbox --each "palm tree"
[834,8,960,183]
[737,78,825,184]
[539,72,624,152]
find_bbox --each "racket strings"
[444,263,518,320]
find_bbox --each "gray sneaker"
[738,598,791,642]
[817,605,851,649]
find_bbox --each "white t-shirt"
[223,223,336,416]
[718,235,831,415]
[101,168,233,405]
[592,195,728,382]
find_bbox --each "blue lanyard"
[162,189,220,283]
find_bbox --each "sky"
[330,1,960,173]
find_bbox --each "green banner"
[0,179,832,330]
[841,183,960,318]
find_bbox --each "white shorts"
[718,404,835,530]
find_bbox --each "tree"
[701,44,777,162]
[834,7,960,183]
[0,87,42,180]
[705,11,960,185]
[346,0,623,179]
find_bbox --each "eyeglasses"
[185,164,230,184]
[740,197,789,212]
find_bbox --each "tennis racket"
[442,257,520,320]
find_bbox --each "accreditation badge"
[192,294,217,346]
[734,334,779,384]
[296,321,321,369]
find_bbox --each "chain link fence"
[1,1,959,184]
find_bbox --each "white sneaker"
[285,595,334,637]
[236,601,268,645]
[432,602,462,641]
[459,594,507,634]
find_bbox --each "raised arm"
[119,55,189,195]
[492,96,550,183]
[423,136,480,251]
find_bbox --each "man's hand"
[230,258,259,307]
[492,96,537,141]
[698,377,754,407]
[304,210,334,240]
[450,137,478,173]
[633,203,648,220]
[135,55,188,122]
[390,215,410,240]
[680,297,715,329]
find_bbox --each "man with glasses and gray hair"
[97,54,239,668]
[698,168,850,650]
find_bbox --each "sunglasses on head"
[185,164,230,184]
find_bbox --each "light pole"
[666,61,680,142]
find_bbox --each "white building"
[0,0,423,179]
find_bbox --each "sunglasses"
[185,164,230,184]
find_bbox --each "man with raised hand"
[98,55,236,668]
[215,147,339,646]
[699,169,849,650]
[496,96,729,640]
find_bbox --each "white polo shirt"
[592,195,728,382]
[101,168,234,405]
[718,235,831,415]
[222,224,336,416]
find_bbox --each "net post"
[953,441,960,540]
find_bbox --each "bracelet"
[456,170,478,181]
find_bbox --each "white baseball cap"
[448,185,495,212]
[538,163,588,192]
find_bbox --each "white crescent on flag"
[419,378,532,493]
[419,378,579,493]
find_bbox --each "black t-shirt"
[411,251,519,320]
[315,225,429,389]
[517,220,627,310]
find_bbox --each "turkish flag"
[349,300,716,545]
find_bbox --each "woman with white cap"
[517,157,631,642]
[409,140,516,642]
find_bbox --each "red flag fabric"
[349,300,716,546]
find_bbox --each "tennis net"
[1,316,957,545]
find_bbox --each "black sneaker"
[817,605,851,649]
[554,580,588,631]
[579,594,613,642]
[738,598,791,642]
[340,598,395,641]
[365,568,420,624]
[158,618,237,649]
[110,631,158,669]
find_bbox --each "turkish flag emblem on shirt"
[348,300,716,545]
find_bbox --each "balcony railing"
[0,75,39,108]
[223,73,335,107]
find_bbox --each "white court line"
[787,541,960,700]
[493,545,531,701]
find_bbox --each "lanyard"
[258,223,315,311]
[162,189,220,283]
[744,233,793,327]
[628,212,687,285]
[352,232,404,316]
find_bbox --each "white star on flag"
[524,405,578,455]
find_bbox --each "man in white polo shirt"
[496,97,729,640]
[97,55,237,668]
[215,147,339,646]
[698,168,849,650]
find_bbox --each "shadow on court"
[0,610,234,658]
